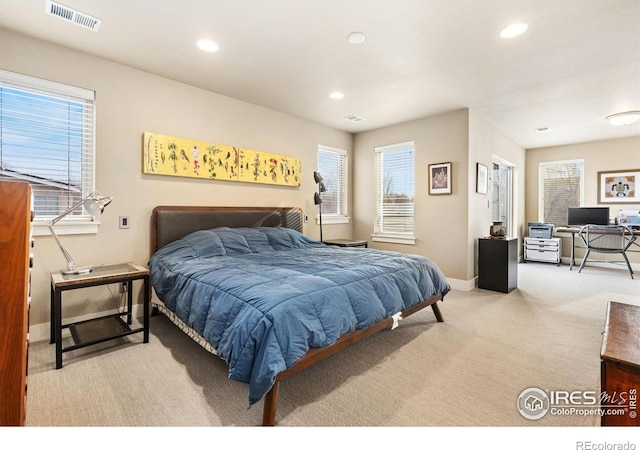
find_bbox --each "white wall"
[468,110,526,278]
[352,109,526,287]
[352,109,470,282]
[0,28,353,331]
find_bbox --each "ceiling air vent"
[46,0,102,32]
[344,114,365,123]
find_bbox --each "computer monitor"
[567,207,610,226]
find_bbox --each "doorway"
[491,158,513,237]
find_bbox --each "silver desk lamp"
[48,191,112,275]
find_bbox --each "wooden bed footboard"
[262,293,445,426]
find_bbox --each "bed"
[148,206,450,425]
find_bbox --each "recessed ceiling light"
[329,91,344,100]
[606,111,640,126]
[196,39,219,52]
[347,32,366,44]
[499,23,528,39]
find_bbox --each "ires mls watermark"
[516,386,637,420]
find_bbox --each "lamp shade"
[313,171,323,184]
[314,192,322,205]
[83,195,113,216]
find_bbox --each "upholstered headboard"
[151,206,304,253]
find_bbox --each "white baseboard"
[448,277,476,291]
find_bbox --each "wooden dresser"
[600,301,640,426]
[0,180,33,426]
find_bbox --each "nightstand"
[478,238,518,293]
[50,262,150,369]
[323,239,368,248]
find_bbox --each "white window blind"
[538,159,584,226]
[0,69,95,221]
[317,145,348,218]
[374,141,415,240]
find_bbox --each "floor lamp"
[48,191,113,275]
[313,171,326,242]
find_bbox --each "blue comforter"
[149,227,450,406]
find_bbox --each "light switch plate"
[119,215,130,229]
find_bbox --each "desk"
[555,226,640,270]
[50,262,150,369]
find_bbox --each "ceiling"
[0,0,639,149]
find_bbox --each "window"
[538,159,584,226]
[374,141,415,244]
[317,145,348,223]
[0,69,96,234]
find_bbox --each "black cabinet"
[478,238,518,293]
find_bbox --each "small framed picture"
[429,162,452,195]
[476,163,488,195]
[597,169,640,204]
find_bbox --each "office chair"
[578,224,637,279]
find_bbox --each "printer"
[528,222,554,239]
[617,210,640,229]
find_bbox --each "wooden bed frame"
[151,205,445,425]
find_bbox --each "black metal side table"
[323,239,368,248]
[50,262,150,368]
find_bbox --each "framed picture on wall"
[476,163,488,195]
[429,162,452,195]
[597,169,640,204]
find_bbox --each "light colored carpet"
[25,262,639,427]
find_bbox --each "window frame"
[373,141,415,245]
[317,145,349,225]
[0,69,97,236]
[538,158,584,226]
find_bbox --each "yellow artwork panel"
[238,149,301,186]
[143,132,301,187]
[143,132,237,180]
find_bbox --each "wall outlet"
[119,215,130,229]
[304,214,309,223]
[119,282,128,293]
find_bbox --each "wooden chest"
[600,301,640,426]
